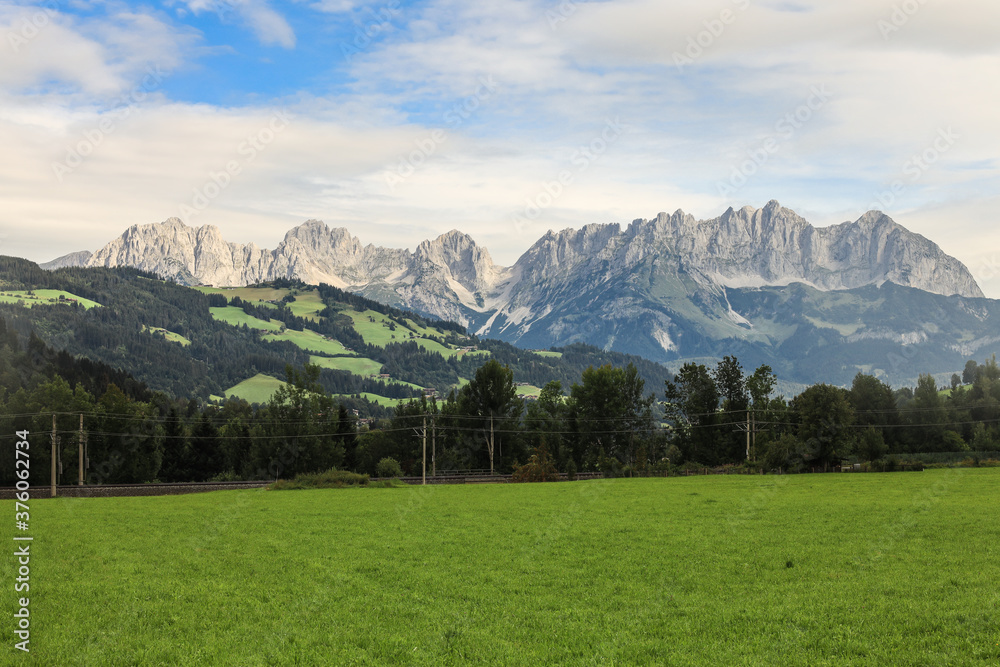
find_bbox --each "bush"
[511,444,560,483]
[376,457,403,478]
[269,469,370,490]
[596,451,623,478]
[564,458,577,481]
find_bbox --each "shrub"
[565,458,577,481]
[596,451,623,478]
[269,468,370,490]
[511,444,560,483]
[376,457,403,478]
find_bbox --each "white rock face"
[40,250,92,270]
[517,200,982,298]
[47,203,984,333]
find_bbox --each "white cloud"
[2,0,999,299]
[0,4,194,100]
[178,0,295,48]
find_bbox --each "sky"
[1,0,999,295]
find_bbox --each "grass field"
[195,286,324,321]
[309,354,383,376]
[142,325,191,346]
[286,292,326,321]
[0,289,101,309]
[263,328,354,356]
[223,373,286,403]
[333,392,406,407]
[515,384,542,397]
[6,469,999,665]
[342,309,474,358]
[195,286,288,302]
[531,350,563,359]
[209,306,283,331]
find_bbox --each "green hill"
[0,259,673,414]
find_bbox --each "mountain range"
[43,201,995,385]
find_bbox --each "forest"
[2,304,998,487]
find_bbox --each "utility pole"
[489,414,495,475]
[78,414,85,485]
[431,413,436,477]
[422,414,427,486]
[746,411,751,461]
[50,414,57,498]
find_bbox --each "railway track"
[0,472,606,499]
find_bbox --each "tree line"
[4,329,1000,487]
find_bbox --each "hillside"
[0,258,673,412]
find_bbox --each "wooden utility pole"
[489,414,495,475]
[78,414,85,485]
[431,414,436,477]
[422,414,427,486]
[50,414,57,498]
[746,411,751,461]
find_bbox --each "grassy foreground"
[5,470,1000,665]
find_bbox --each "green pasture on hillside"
[285,291,326,321]
[209,306,282,331]
[6,469,999,665]
[195,286,288,303]
[142,325,191,346]
[308,354,383,376]
[223,373,286,403]
[331,392,406,407]
[0,289,102,309]
[263,328,354,356]
[342,309,472,357]
[196,287,325,321]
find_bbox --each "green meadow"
[195,286,288,303]
[6,469,999,665]
[142,325,191,346]
[308,354,384,376]
[209,306,282,331]
[332,392,406,408]
[263,328,354,356]
[0,289,102,309]
[342,309,474,358]
[196,287,325,321]
[223,373,286,403]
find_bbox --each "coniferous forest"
[1,256,999,488]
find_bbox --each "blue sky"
[2,0,1000,296]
